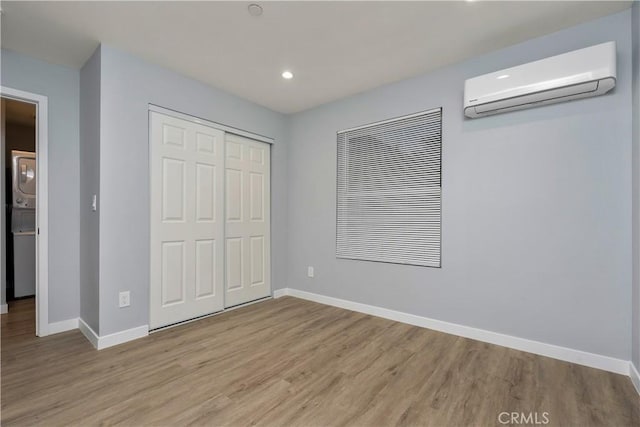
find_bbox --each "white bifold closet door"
[150,112,225,330]
[224,134,271,308]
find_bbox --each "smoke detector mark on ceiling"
[248,4,263,17]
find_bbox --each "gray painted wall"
[97,45,288,335]
[79,47,101,333]
[632,2,640,371]
[1,49,80,323]
[287,10,632,360]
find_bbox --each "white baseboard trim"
[630,363,640,395]
[275,288,630,376]
[273,288,288,298]
[48,318,79,335]
[78,318,148,350]
[97,325,149,350]
[78,318,99,348]
[0,303,8,314]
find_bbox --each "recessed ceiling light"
[497,74,510,79]
[248,4,263,17]
[281,71,294,80]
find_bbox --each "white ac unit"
[463,41,616,118]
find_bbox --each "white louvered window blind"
[336,108,442,267]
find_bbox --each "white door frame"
[148,104,274,145]
[1,86,49,337]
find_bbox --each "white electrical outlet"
[307,266,314,278]
[119,291,130,308]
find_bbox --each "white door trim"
[1,86,49,337]
[148,104,274,145]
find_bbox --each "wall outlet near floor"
[307,266,314,278]
[119,291,130,308]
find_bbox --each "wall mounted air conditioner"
[463,41,616,118]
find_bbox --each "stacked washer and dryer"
[10,150,36,298]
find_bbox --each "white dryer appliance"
[11,150,36,298]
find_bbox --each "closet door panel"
[150,112,225,329]
[224,134,271,308]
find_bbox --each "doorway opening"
[3,98,37,327]
[1,86,48,337]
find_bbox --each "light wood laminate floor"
[2,297,639,426]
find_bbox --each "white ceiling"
[0,1,631,114]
